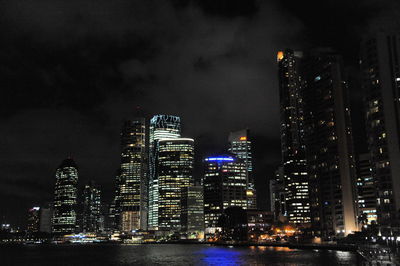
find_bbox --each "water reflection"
[199,247,243,265]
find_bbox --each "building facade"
[277,50,311,226]
[302,50,358,237]
[203,156,247,234]
[52,158,79,234]
[148,115,181,230]
[361,33,400,227]
[356,153,377,225]
[39,203,53,233]
[270,166,287,223]
[181,185,204,239]
[81,181,101,233]
[156,138,194,232]
[27,207,40,233]
[116,119,148,232]
[228,129,257,210]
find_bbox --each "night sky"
[1,0,399,226]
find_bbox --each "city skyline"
[1,0,400,229]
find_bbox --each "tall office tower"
[361,33,400,227]
[356,153,377,225]
[107,200,118,232]
[156,138,194,232]
[52,158,79,234]
[181,185,204,239]
[228,129,257,209]
[81,181,101,233]
[203,156,247,233]
[148,115,181,230]
[302,50,358,237]
[39,203,53,233]
[116,119,148,232]
[269,166,287,222]
[277,50,311,226]
[27,207,40,233]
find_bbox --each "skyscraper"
[228,129,257,209]
[156,138,194,232]
[27,207,40,233]
[39,203,53,233]
[301,49,358,236]
[356,153,377,225]
[116,119,148,232]
[277,50,311,226]
[270,166,287,222]
[203,156,247,234]
[361,33,400,228]
[52,158,79,234]
[148,115,181,230]
[81,181,101,233]
[181,185,204,239]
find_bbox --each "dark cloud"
[0,0,398,225]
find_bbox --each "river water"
[0,244,362,265]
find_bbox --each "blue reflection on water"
[198,247,243,265]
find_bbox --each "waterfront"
[0,244,361,265]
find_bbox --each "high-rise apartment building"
[52,158,79,234]
[361,33,400,227]
[228,129,257,210]
[203,156,247,233]
[156,138,194,232]
[81,181,101,233]
[301,49,358,236]
[148,115,181,230]
[116,119,148,232]
[277,50,311,226]
[356,153,377,225]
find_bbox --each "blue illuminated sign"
[205,157,234,162]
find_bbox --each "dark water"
[0,244,361,265]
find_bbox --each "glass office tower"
[116,119,147,232]
[228,129,257,210]
[52,158,79,234]
[82,181,101,233]
[156,138,194,232]
[148,115,181,229]
[203,156,247,233]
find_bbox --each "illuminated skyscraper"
[302,49,358,236]
[156,138,194,232]
[228,129,257,209]
[356,153,377,225]
[52,158,79,234]
[203,156,247,233]
[181,185,204,239]
[82,181,101,233]
[148,115,181,229]
[361,33,400,227]
[27,207,40,233]
[116,119,147,232]
[277,50,311,226]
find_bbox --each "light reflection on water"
[199,247,243,265]
[0,244,361,266]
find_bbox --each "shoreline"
[1,240,358,252]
